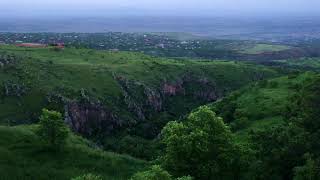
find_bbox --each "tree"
[131,165,172,180]
[161,106,241,179]
[298,75,320,133]
[285,75,320,155]
[250,124,307,180]
[176,176,193,180]
[131,165,193,180]
[71,173,102,180]
[294,154,320,180]
[251,75,320,179]
[36,109,69,149]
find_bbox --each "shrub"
[131,165,172,180]
[230,117,250,131]
[36,109,69,149]
[71,173,103,180]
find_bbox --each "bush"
[161,106,242,179]
[71,173,103,180]
[36,109,69,149]
[176,176,193,180]
[257,80,268,88]
[294,155,320,180]
[230,117,250,131]
[131,165,172,180]
[268,81,279,88]
[103,135,159,160]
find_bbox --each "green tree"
[71,173,102,180]
[176,176,193,180]
[251,75,320,179]
[294,154,320,180]
[298,76,320,133]
[250,124,307,180]
[131,165,172,180]
[36,109,69,149]
[286,75,320,155]
[161,106,241,179]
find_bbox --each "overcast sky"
[1,0,319,17]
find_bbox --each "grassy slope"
[211,72,316,142]
[0,45,278,125]
[0,125,146,180]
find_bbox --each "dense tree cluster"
[250,75,320,179]
[131,106,250,179]
[132,75,320,180]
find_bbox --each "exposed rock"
[114,72,221,122]
[161,74,220,102]
[193,76,220,101]
[193,91,218,101]
[65,101,120,137]
[0,54,17,67]
[162,82,185,96]
[46,90,121,137]
[144,87,162,112]
[46,92,69,104]
[3,81,28,97]
[113,73,146,120]
[123,88,145,120]
[161,76,186,96]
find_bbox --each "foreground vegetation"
[0,125,145,179]
[145,72,320,179]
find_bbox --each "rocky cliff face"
[47,90,120,137]
[144,87,162,112]
[0,54,17,68]
[114,72,221,122]
[162,74,220,102]
[48,73,222,138]
[162,80,185,96]
[3,81,28,97]
[113,74,146,120]
[64,101,119,137]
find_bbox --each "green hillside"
[0,125,145,180]
[150,72,320,180]
[211,72,317,141]
[0,45,278,136]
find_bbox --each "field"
[240,44,291,54]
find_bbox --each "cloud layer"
[1,0,319,17]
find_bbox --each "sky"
[0,0,319,17]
